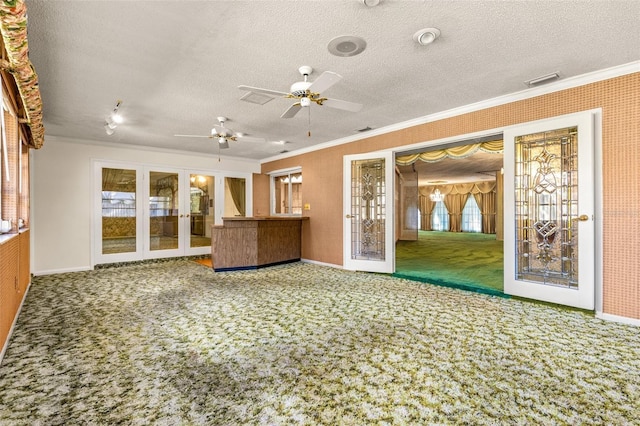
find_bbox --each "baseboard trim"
[32,266,93,276]
[214,258,300,272]
[300,258,343,269]
[596,312,640,327]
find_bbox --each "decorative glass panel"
[101,168,136,254]
[514,126,579,288]
[350,158,385,261]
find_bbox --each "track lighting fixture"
[104,100,123,135]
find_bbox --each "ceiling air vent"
[240,91,274,105]
[525,72,560,87]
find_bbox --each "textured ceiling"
[25,0,640,165]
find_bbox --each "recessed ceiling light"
[361,0,380,6]
[328,35,367,57]
[413,28,441,46]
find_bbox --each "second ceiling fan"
[238,66,363,119]
[174,116,263,149]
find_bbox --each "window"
[461,196,482,232]
[1,105,20,233]
[102,191,136,217]
[271,169,302,215]
[431,200,449,231]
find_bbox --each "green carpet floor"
[2,260,638,424]
[395,231,504,295]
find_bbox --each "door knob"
[573,214,589,221]
[345,214,352,219]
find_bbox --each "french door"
[503,111,596,309]
[343,151,394,273]
[144,168,217,259]
[94,162,246,265]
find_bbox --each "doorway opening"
[394,137,504,295]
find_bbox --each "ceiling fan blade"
[281,103,302,118]
[237,135,265,143]
[174,134,213,138]
[322,97,363,112]
[308,71,342,93]
[238,85,288,97]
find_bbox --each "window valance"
[396,140,503,165]
[0,0,44,148]
[419,181,496,196]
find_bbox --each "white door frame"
[92,160,253,266]
[503,110,597,310]
[343,151,395,273]
[389,113,602,311]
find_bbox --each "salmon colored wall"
[252,173,270,217]
[259,73,640,320]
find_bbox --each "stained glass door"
[503,111,595,309]
[343,152,394,273]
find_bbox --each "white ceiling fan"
[174,116,264,149]
[238,65,363,119]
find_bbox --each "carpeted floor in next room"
[0,259,639,424]
[395,230,504,294]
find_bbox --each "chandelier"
[429,188,444,202]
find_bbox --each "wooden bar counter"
[211,217,308,272]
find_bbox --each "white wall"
[32,136,260,275]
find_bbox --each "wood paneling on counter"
[212,217,307,272]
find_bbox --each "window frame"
[269,167,302,216]
[461,195,483,233]
[431,200,449,231]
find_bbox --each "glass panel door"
[95,164,251,265]
[504,111,595,309]
[148,170,182,257]
[343,151,394,273]
[188,173,215,252]
[101,167,137,255]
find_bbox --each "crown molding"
[261,61,640,164]
[44,134,260,166]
